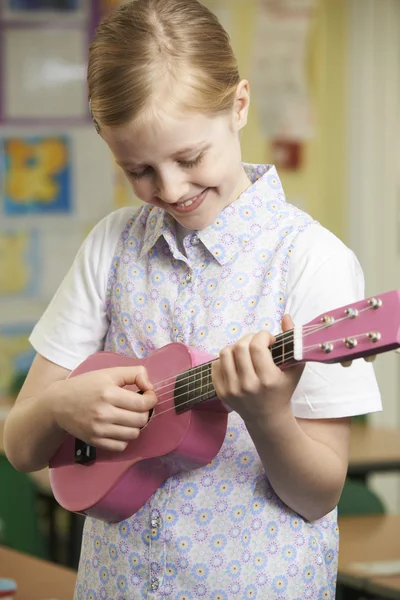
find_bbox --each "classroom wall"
[0,2,141,398]
[0,0,348,399]
[212,0,348,241]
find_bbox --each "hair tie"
[89,98,101,134]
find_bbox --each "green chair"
[0,454,47,559]
[338,478,386,516]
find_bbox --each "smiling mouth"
[171,189,209,213]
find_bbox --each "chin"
[178,217,210,231]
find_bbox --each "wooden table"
[348,424,400,481]
[0,546,76,599]
[338,514,400,598]
[368,577,400,600]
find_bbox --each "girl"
[4,1,381,598]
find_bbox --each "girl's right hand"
[49,366,157,452]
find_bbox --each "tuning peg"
[341,361,353,368]
[364,355,377,363]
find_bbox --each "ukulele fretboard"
[173,330,295,414]
[174,362,215,414]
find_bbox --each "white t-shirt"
[30,207,382,419]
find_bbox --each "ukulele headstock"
[295,290,400,365]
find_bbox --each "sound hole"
[140,407,154,430]
[136,390,154,429]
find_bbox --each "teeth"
[177,199,194,207]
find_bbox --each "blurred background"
[0,0,400,591]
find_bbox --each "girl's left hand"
[211,315,305,423]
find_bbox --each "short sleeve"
[285,224,382,419]
[29,208,136,371]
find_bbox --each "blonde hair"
[87,0,240,130]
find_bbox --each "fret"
[207,365,212,395]
[200,363,204,398]
[271,331,294,366]
[174,331,296,415]
[188,366,198,405]
[203,363,215,401]
[174,362,216,414]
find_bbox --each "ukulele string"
[140,359,303,430]
[149,307,373,402]
[145,329,375,420]
[148,321,326,398]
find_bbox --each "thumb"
[281,314,305,378]
[110,366,154,391]
[282,313,294,332]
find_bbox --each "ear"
[233,79,250,131]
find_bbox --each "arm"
[4,210,155,472]
[245,411,350,521]
[212,317,350,522]
[4,353,157,473]
[212,226,381,520]
[4,354,71,472]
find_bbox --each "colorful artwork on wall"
[7,0,80,11]
[2,0,88,21]
[0,230,40,297]
[1,135,72,215]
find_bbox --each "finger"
[211,360,225,398]
[107,366,154,391]
[92,438,129,453]
[110,406,152,429]
[214,348,237,396]
[249,331,277,381]
[233,337,260,383]
[106,388,158,411]
[282,313,294,332]
[280,314,304,381]
[251,331,304,388]
[96,424,143,442]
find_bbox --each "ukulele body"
[49,344,229,523]
[49,289,400,522]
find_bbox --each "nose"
[156,169,189,205]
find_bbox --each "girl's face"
[101,81,251,231]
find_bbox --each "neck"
[232,165,252,201]
[174,329,295,414]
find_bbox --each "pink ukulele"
[49,290,400,522]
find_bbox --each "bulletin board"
[0,0,101,125]
[0,0,128,397]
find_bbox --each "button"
[185,273,192,283]
[191,236,200,246]
[151,517,161,528]
[150,578,159,591]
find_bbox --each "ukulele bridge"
[75,439,96,465]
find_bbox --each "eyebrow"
[171,143,211,158]
[117,143,211,169]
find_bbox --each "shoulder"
[87,206,143,249]
[285,224,382,419]
[28,207,144,370]
[288,223,363,301]
[80,206,144,273]
[292,222,359,264]
[285,222,366,327]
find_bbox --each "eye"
[179,152,205,169]
[128,166,153,180]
